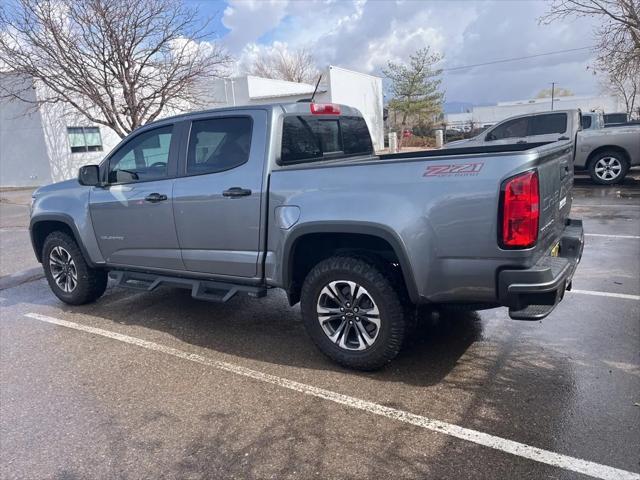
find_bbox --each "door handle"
[558,136,569,141]
[144,192,168,203]
[516,140,527,144]
[223,187,252,198]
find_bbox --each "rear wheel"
[300,256,408,370]
[588,151,629,185]
[42,231,107,305]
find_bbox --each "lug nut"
[342,316,346,320]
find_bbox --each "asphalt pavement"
[0,173,638,480]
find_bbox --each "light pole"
[550,82,555,111]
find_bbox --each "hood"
[33,178,82,197]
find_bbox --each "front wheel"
[300,256,408,370]
[42,231,108,305]
[588,151,629,185]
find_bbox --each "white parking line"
[571,289,640,301]
[572,204,640,208]
[23,312,640,480]
[585,233,640,239]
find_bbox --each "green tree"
[383,47,444,150]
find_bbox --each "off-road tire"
[300,255,408,370]
[588,150,629,185]
[42,231,107,305]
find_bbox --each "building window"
[67,127,103,153]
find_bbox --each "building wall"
[325,66,384,151]
[37,100,121,184]
[0,74,122,187]
[0,75,52,187]
[445,94,626,129]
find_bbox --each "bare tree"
[383,47,444,150]
[540,0,640,76]
[0,0,231,138]
[603,68,639,117]
[248,46,319,84]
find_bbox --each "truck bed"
[378,142,552,161]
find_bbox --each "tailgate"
[536,144,574,251]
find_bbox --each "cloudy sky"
[190,0,602,108]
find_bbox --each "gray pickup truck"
[30,102,584,370]
[446,110,640,185]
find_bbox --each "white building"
[205,66,384,150]
[445,94,626,130]
[0,66,383,187]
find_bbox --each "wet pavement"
[1,174,639,479]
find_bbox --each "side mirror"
[78,165,100,186]
[486,133,496,141]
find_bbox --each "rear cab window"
[280,115,373,165]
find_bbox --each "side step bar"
[109,270,267,303]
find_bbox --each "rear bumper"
[498,219,584,320]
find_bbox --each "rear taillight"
[500,170,539,248]
[310,103,341,115]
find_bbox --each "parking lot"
[1,172,639,480]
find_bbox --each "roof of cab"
[142,102,364,129]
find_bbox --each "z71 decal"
[423,162,484,177]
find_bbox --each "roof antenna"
[310,74,322,103]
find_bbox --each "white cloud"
[221,0,290,51]
[221,0,601,104]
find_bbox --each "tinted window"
[530,113,567,135]
[108,126,172,183]
[604,113,628,124]
[488,117,528,140]
[317,120,341,153]
[581,115,592,129]
[281,116,322,163]
[281,115,373,164]
[187,117,252,175]
[342,117,373,155]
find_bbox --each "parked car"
[30,102,584,370]
[445,110,640,184]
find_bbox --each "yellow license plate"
[551,243,560,257]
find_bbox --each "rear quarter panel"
[267,143,574,303]
[575,125,640,168]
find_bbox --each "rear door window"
[529,113,567,136]
[487,117,528,141]
[186,117,253,175]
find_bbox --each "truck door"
[172,111,267,279]
[483,116,530,145]
[89,123,184,271]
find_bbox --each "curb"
[0,267,45,290]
